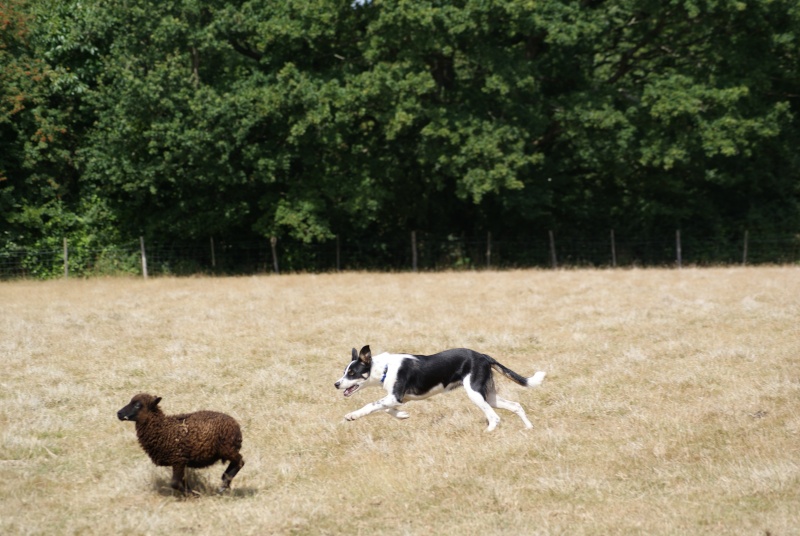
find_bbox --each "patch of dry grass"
[1,268,798,534]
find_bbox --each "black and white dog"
[334,345,546,431]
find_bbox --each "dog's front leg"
[345,396,401,421]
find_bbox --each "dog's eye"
[347,370,357,377]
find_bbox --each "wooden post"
[548,230,558,269]
[610,229,617,268]
[336,234,341,272]
[486,231,492,269]
[210,237,216,269]
[742,230,749,266]
[270,236,279,274]
[675,230,682,269]
[411,231,418,272]
[140,236,148,279]
[63,238,68,279]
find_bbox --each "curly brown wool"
[117,393,244,494]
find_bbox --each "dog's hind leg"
[463,375,501,432]
[385,408,410,419]
[489,395,533,429]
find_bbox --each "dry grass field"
[1,267,799,535]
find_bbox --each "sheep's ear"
[351,348,358,361]
[152,397,162,408]
[358,345,372,366]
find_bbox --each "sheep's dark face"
[117,393,161,421]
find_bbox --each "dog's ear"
[358,345,372,366]
[351,348,358,361]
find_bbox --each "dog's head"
[334,345,372,397]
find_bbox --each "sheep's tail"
[489,357,546,388]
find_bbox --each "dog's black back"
[394,348,494,401]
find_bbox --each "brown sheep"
[117,393,244,494]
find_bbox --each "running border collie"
[334,345,546,431]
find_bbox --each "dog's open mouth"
[343,385,359,397]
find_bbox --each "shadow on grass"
[151,472,258,499]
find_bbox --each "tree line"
[2,0,799,276]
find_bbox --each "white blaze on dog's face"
[334,345,373,397]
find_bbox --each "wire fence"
[1,230,799,279]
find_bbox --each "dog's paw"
[385,408,409,420]
[344,412,358,421]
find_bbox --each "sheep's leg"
[171,465,189,494]
[219,455,245,493]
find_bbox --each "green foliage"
[1,0,799,275]
[1,191,127,278]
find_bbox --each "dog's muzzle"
[342,385,359,397]
[334,380,359,397]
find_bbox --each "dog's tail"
[489,358,546,388]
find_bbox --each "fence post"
[548,230,558,269]
[411,231,418,272]
[610,229,617,268]
[676,230,682,269]
[486,231,492,269]
[140,236,148,279]
[63,238,68,279]
[742,230,749,266]
[270,236,279,274]
[336,234,341,272]
[210,237,216,269]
